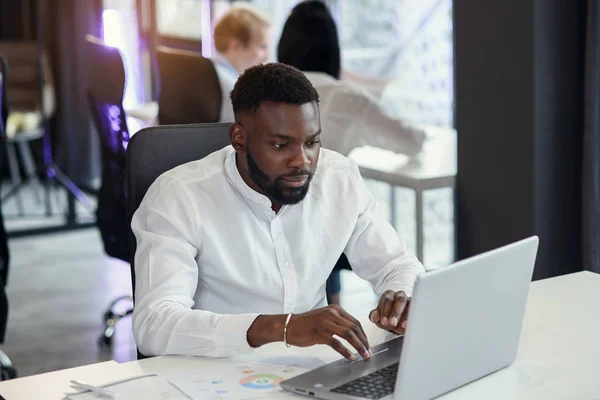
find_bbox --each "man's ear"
[229,122,246,152]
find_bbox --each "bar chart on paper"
[162,362,309,399]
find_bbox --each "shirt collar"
[224,147,288,217]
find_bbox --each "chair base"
[98,295,133,347]
[2,134,49,216]
[6,162,96,238]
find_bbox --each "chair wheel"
[103,310,115,322]
[98,333,113,347]
[0,366,17,381]
[99,322,116,348]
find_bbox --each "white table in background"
[1,271,597,400]
[349,126,456,264]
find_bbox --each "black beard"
[246,148,313,205]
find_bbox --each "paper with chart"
[162,361,310,400]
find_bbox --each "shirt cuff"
[380,269,424,298]
[382,282,415,298]
[212,313,261,355]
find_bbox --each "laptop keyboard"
[331,362,398,399]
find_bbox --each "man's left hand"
[369,290,410,335]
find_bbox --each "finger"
[376,292,391,326]
[381,294,395,327]
[399,301,411,329]
[369,309,380,323]
[388,301,411,335]
[326,336,355,360]
[389,292,408,328]
[325,319,370,359]
[336,308,371,356]
[325,320,370,360]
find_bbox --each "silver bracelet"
[283,313,293,348]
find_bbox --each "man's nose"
[288,147,310,170]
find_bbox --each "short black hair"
[230,62,319,116]
[277,0,341,79]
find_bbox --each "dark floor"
[3,229,137,377]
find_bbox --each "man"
[212,3,270,123]
[131,63,425,360]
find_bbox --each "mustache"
[280,169,312,178]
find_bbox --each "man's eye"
[307,140,321,147]
[273,143,287,149]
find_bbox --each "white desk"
[437,270,600,400]
[0,361,123,399]
[348,127,456,263]
[1,271,597,400]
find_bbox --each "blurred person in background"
[212,3,271,122]
[278,0,426,305]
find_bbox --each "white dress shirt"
[211,53,237,123]
[131,146,424,358]
[304,72,426,156]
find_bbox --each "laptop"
[281,236,539,400]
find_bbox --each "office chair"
[126,123,231,358]
[0,53,17,380]
[84,35,133,346]
[156,46,222,125]
[126,123,353,356]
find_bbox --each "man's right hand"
[286,305,372,360]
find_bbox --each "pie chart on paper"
[239,374,284,389]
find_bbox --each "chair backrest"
[126,123,231,291]
[84,35,130,262]
[85,35,126,106]
[126,122,231,358]
[0,40,54,118]
[84,35,129,157]
[156,46,222,125]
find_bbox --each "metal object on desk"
[69,380,118,399]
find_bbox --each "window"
[156,0,205,40]
[103,0,145,107]
[337,0,453,128]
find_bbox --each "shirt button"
[283,261,288,268]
